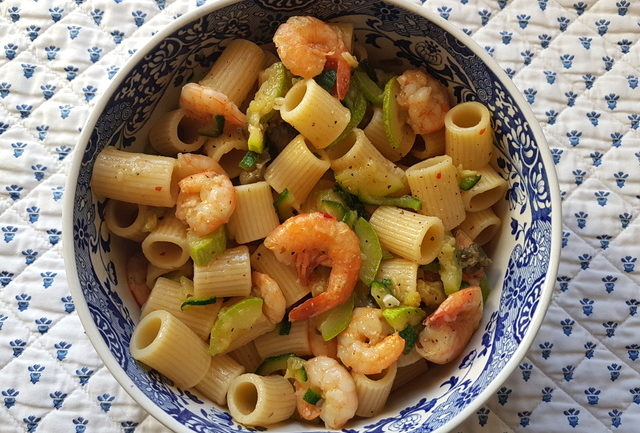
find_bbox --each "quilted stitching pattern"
[0,0,638,431]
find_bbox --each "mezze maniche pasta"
[90,15,506,430]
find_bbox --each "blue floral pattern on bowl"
[68,0,558,431]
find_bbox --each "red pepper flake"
[159,252,166,256]
[436,172,442,179]
[479,128,486,135]
[155,186,163,191]
[319,212,334,219]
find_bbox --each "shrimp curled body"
[337,307,405,375]
[179,82,246,127]
[251,271,286,324]
[273,16,351,98]
[264,212,361,322]
[175,171,236,236]
[397,70,450,135]
[294,356,357,429]
[416,286,483,364]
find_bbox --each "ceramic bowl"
[64,0,561,431]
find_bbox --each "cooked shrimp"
[308,317,338,358]
[294,356,357,429]
[126,253,151,306]
[175,153,226,180]
[416,286,483,364]
[179,82,246,127]
[273,16,351,98]
[251,271,286,324]
[263,212,361,321]
[175,171,236,236]
[397,69,450,135]
[337,307,405,375]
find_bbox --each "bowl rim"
[63,0,562,432]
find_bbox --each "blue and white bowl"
[63,0,561,432]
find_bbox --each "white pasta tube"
[406,155,466,231]
[264,135,331,209]
[203,128,248,179]
[229,342,263,373]
[329,129,409,196]
[363,106,415,162]
[353,363,397,417]
[148,109,208,156]
[445,101,494,169]
[279,79,351,149]
[412,129,446,160]
[461,166,508,212]
[130,310,210,389]
[199,39,265,106]
[228,182,280,243]
[141,212,191,270]
[104,200,159,242]
[392,360,429,391]
[193,246,252,298]
[141,277,222,340]
[195,355,245,405]
[376,258,420,307]
[254,320,312,359]
[227,374,296,426]
[458,208,501,245]
[369,206,444,265]
[250,244,309,307]
[91,147,178,207]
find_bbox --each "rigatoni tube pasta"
[104,200,158,242]
[353,363,397,417]
[130,310,210,389]
[253,320,312,359]
[279,79,351,149]
[444,101,494,169]
[264,135,331,209]
[228,181,280,244]
[376,258,420,307]
[226,374,296,427]
[193,246,252,298]
[195,355,245,405]
[91,147,179,207]
[141,212,190,270]
[140,277,222,340]
[458,208,502,245]
[406,155,466,231]
[198,39,265,107]
[148,108,208,156]
[369,206,445,265]
[363,106,415,162]
[460,165,509,212]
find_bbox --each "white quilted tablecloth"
[0,0,638,432]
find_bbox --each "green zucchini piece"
[239,150,260,171]
[370,280,398,309]
[358,193,422,211]
[247,62,291,153]
[274,189,297,221]
[459,174,482,191]
[354,217,383,286]
[180,296,217,311]
[209,297,263,356]
[187,227,226,266]
[316,189,346,208]
[382,306,426,331]
[382,76,405,149]
[438,235,462,295]
[256,353,296,375]
[318,294,354,341]
[480,273,491,301]
[277,317,292,335]
[314,69,337,93]
[303,388,322,405]
[284,356,308,383]
[319,200,346,220]
[341,209,358,228]
[198,115,225,137]
[353,70,383,107]
[398,324,420,354]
